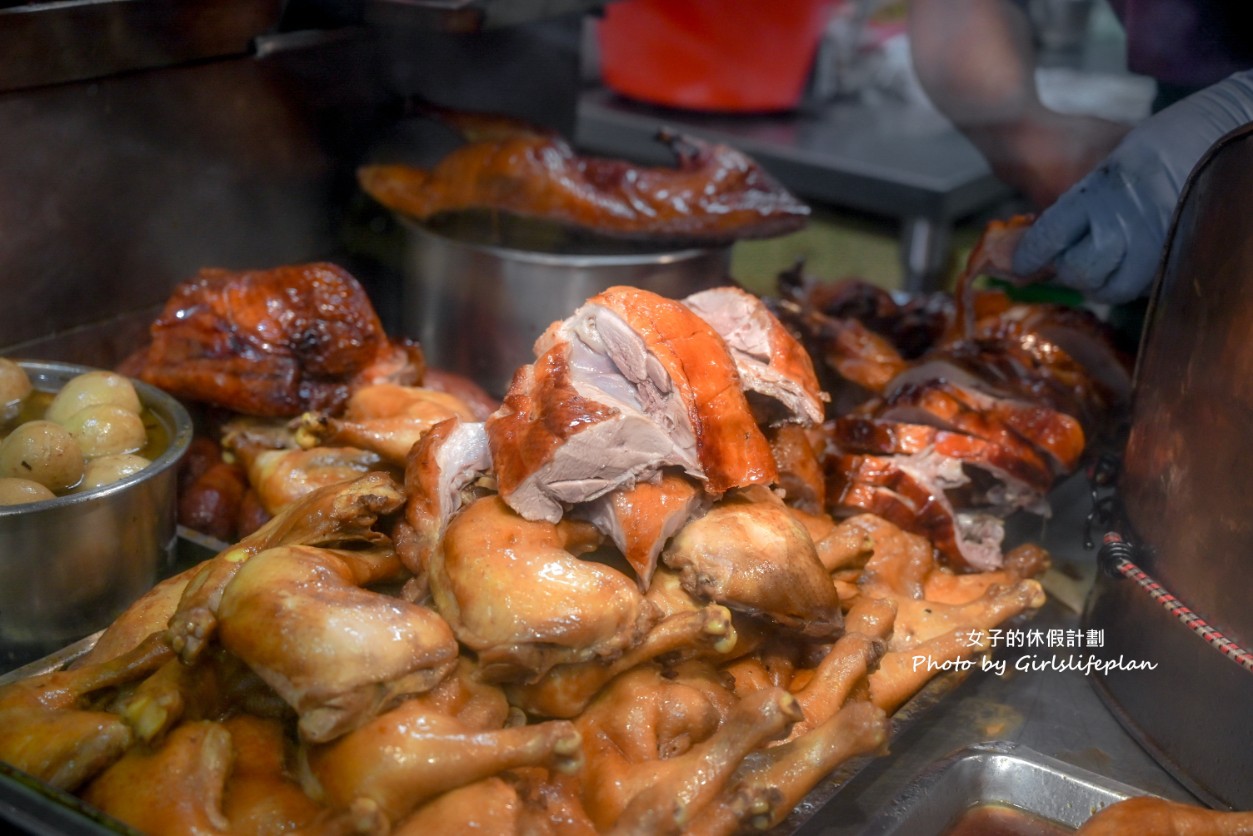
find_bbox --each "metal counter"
[576,86,1011,294]
[796,474,1199,834]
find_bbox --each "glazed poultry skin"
[359,110,809,244]
[0,272,1113,835]
[132,263,422,418]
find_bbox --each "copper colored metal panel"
[1121,125,1253,650]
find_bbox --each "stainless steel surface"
[0,362,193,665]
[0,0,281,94]
[796,475,1198,834]
[365,0,607,32]
[0,533,220,835]
[1084,560,1253,808]
[1087,124,1253,809]
[400,216,733,397]
[576,86,1013,292]
[856,743,1141,834]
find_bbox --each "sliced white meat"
[683,285,826,427]
[400,418,493,575]
[487,341,688,523]
[827,451,1006,571]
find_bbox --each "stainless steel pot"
[400,215,733,397]
[0,361,193,658]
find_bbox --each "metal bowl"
[400,214,733,397]
[0,361,193,658]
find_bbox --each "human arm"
[908,0,1130,207]
[1013,70,1253,304]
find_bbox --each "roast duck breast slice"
[488,286,779,522]
[827,450,1006,572]
[486,340,685,524]
[683,285,827,427]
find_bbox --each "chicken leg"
[216,545,459,742]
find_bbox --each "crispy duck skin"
[583,286,779,495]
[358,115,809,244]
[832,415,1054,495]
[873,378,1086,476]
[134,263,421,418]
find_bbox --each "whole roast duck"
[357,106,811,244]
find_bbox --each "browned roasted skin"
[571,664,801,833]
[872,379,1086,476]
[590,287,779,495]
[168,472,405,665]
[505,604,738,719]
[232,445,394,518]
[358,119,808,244]
[683,285,827,428]
[1076,796,1253,835]
[0,638,169,791]
[216,545,458,743]
[868,579,1045,714]
[304,698,582,825]
[694,699,890,835]
[137,263,417,418]
[112,647,282,745]
[82,720,233,835]
[832,414,1055,495]
[782,630,887,743]
[398,417,492,581]
[393,777,523,835]
[431,495,656,683]
[663,488,842,639]
[487,346,621,515]
[294,384,478,466]
[590,472,706,587]
[768,424,827,514]
[72,569,196,668]
[220,715,325,834]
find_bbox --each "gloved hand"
[1013,70,1253,304]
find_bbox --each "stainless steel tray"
[851,743,1143,835]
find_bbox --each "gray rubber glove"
[1013,70,1253,304]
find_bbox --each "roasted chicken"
[0,269,1096,836]
[129,262,423,418]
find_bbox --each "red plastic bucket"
[597,0,841,113]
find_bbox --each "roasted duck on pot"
[358,108,810,244]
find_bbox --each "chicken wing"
[295,383,478,466]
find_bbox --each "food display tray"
[846,743,1142,835]
[0,531,979,836]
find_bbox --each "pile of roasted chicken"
[0,261,1132,835]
